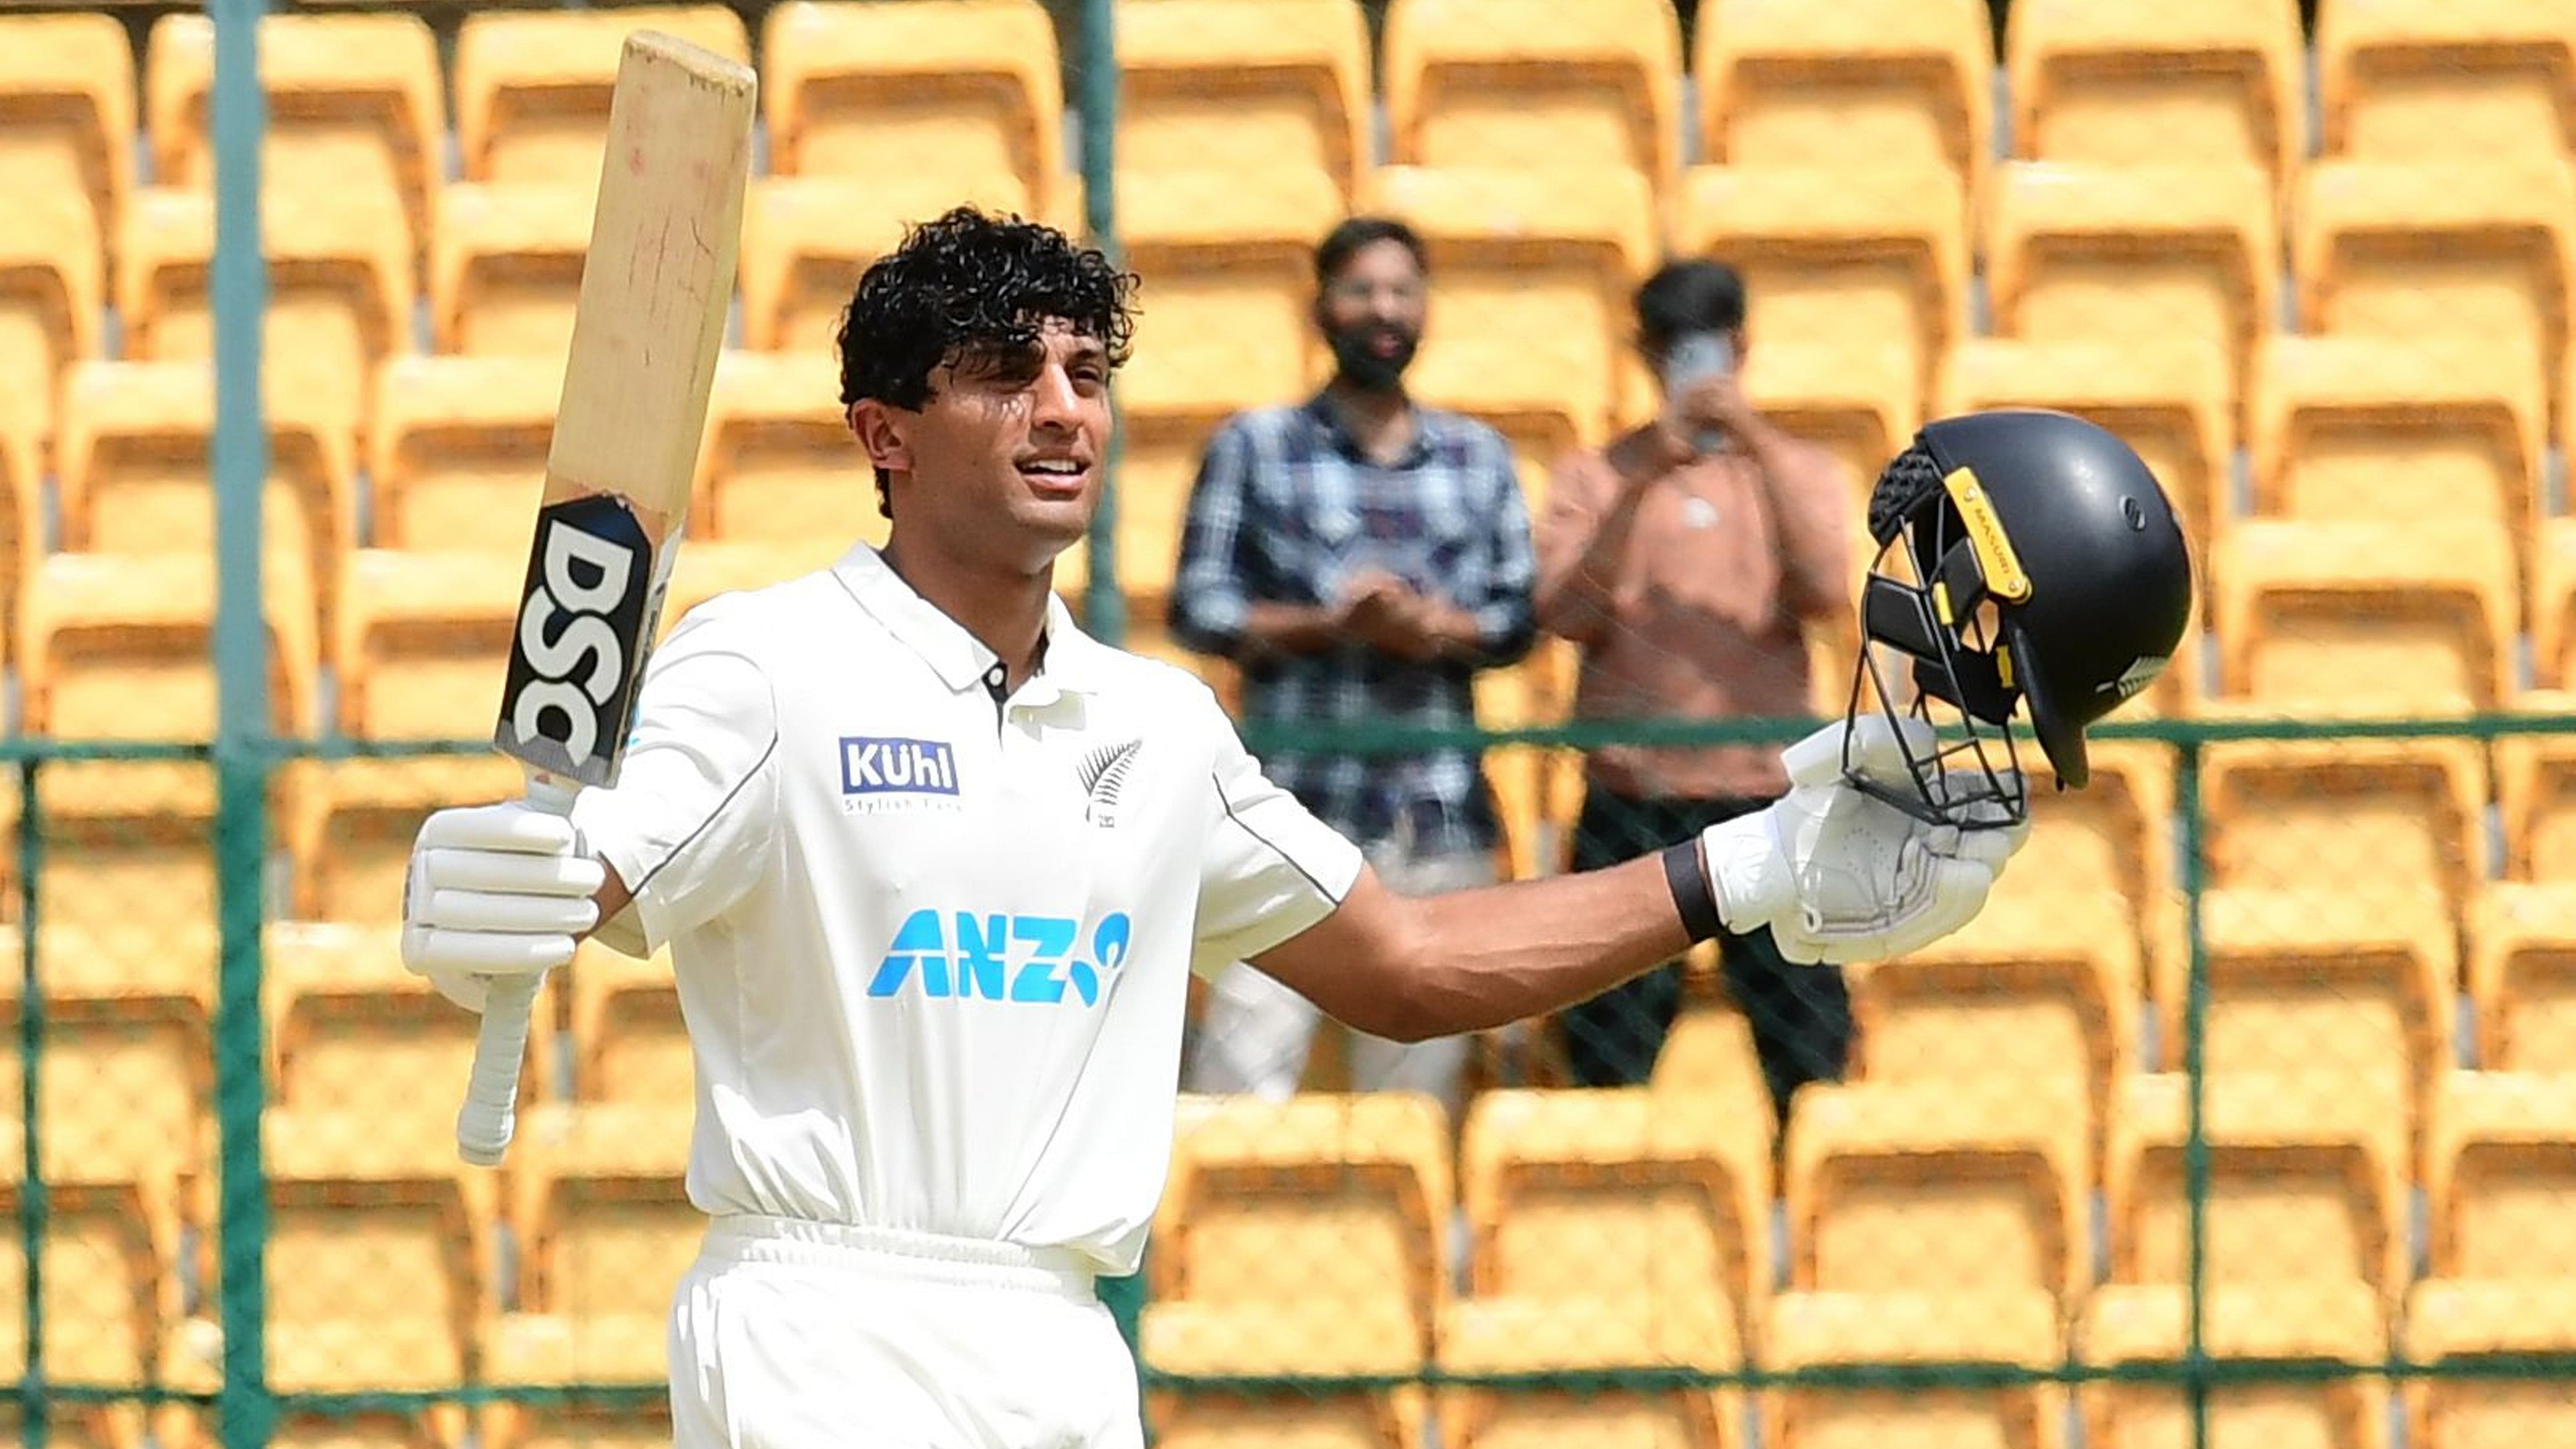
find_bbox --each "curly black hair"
[836,206,1139,517]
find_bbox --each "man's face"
[1318,239,1427,391]
[855,319,1113,576]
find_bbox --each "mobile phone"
[1664,330,1734,455]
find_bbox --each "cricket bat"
[456,31,755,1167]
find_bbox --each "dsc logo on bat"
[495,495,657,786]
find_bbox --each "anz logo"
[866,910,1134,1007]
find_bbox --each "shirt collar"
[830,543,1113,699]
[1303,390,1438,469]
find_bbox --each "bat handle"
[456,772,582,1167]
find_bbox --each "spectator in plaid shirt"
[1169,216,1538,1113]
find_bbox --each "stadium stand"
[1456,1088,1771,1353]
[1380,0,1683,204]
[2404,1277,2576,1449]
[1738,336,1918,542]
[2316,0,2576,162]
[2499,725,2576,885]
[1113,0,1373,206]
[761,0,1067,220]
[2468,884,2576,1072]
[429,182,598,359]
[453,5,752,191]
[1433,1293,1740,1449]
[1674,164,1966,423]
[2202,734,2491,931]
[2004,0,2306,190]
[2294,157,2576,423]
[0,187,102,467]
[1764,1288,2065,1449]
[0,11,132,276]
[2078,1280,2390,1449]
[2250,334,2547,540]
[696,347,872,551]
[1984,160,2280,430]
[2530,524,2576,690]
[2210,518,2517,716]
[500,1101,699,1362]
[1696,0,1993,224]
[118,184,413,461]
[367,353,564,555]
[0,1118,181,1424]
[142,12,444,262]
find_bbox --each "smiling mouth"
[1017,459,1090,490]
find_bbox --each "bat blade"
[492,30,755,789]
[462,31,754,1167]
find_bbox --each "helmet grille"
[1868,443,1948,546]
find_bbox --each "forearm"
[1238,600,1348,659]
[1325,856,1698,1041]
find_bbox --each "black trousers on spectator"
[1559,787,1853,1122]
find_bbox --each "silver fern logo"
[1077,739,1143,827]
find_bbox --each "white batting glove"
[399,801,606,1012]
[1701,716,2030,965]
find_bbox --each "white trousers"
[668,1215,1143,1449]
[1184,843,1495,1119]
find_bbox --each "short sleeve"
[574,599,783,958]
[1190,692,1366,978]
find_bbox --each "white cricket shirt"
[572,544,1364,1276]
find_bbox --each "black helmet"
[1845,408,2194,827]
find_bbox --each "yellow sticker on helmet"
[1943,467,2033,603]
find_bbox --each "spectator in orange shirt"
[1533,259,1857,1116]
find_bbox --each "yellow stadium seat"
[2468,883,2576,1070]
[1652,1004,1773,1112]
[54,357,349,640]
[284,755,523,928]
[2251,334,2545,540]
[1115,0,1372,204]
[2006,0,2304,188]
[145,13,443,260]
[2078,1281,2390,1449]
[1698,0,1992,216]
[430,184,596,359]
[566,940,687,1108]
[1114,166,1354,421]
[1459,1088,1771,1354]
[1742,338,1915,534]
[2211,520,2517,716]
[119,184,415,455]
[2160,885,2458,1153]
[762,0,1067,219]
[0,390,39,638]
[2424,1069,2576,1281]
[2318,0,2576,163]
[335,548,522,740]
[262,1108,492,1425]
[2295,159,2576,421]
[0,188,102,462]
[1994,737,2178,926]
[2404,1278,2576,1449]
[1783,1080,2090,1311]
[2530,528,2576,690]
[697,349,872,550]
[508,1102,700,1351]
[368,354,564,554]
[265,921,540,1155]
[0,1127,184,1398]
[1153,1093,1454,1352]
[1435,1295,1740,1449]
[1677,165,1969,423]
[737,174,1035,355]
[1853,887,2142,1181]
[1941,337,2232,563]
[0,13,132,272]
[1111,361,1266,611]
[1142,1296,1427,1449]
[2110,1074,2409,1307]
[21,548,317,747]
[1986,161,2279,427]
[477,1310,674,1449]
[1767,1288,2066,1449]
[2204,734,2488,929]
[1381,0,1682,202]
[454,5,751,190]
[1,938,211,1199]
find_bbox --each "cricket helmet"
[1844,409,2194,828]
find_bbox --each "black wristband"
[1663,838,1724,944]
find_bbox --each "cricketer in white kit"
[399,208,2027,1448]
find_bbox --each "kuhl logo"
[841,737,962,796]
[494,495,655,787]
[866,910,1134,1006]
